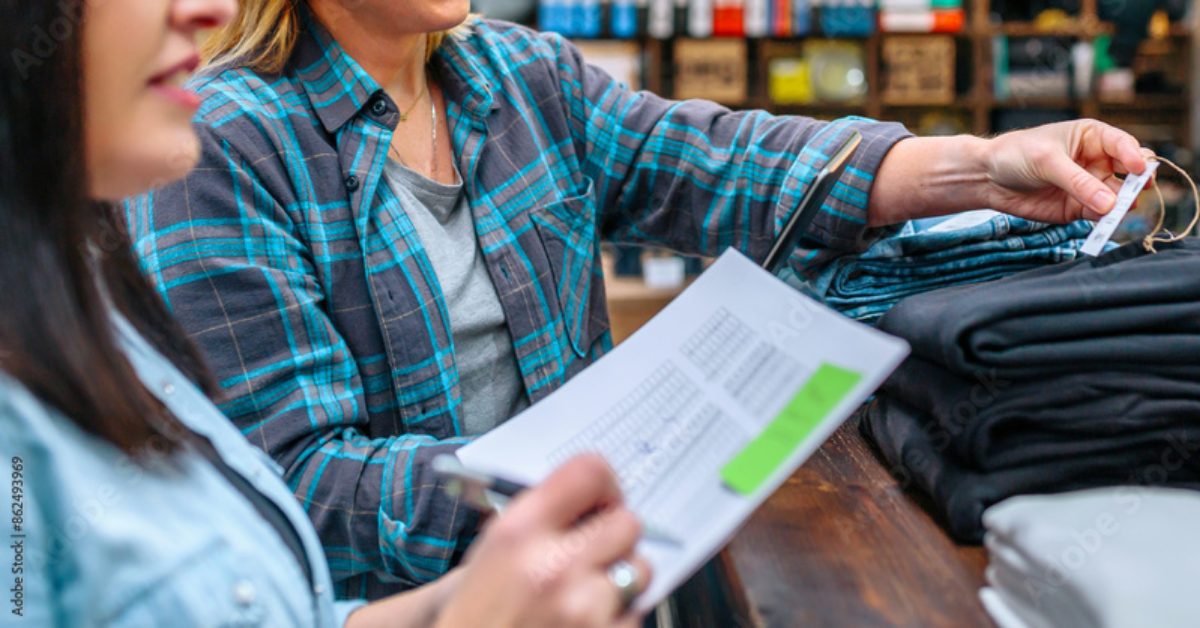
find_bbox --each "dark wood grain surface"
[720,418,991,628]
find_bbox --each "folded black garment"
[882,357,1200,472]
[878,239,1200,378]
[860,396,1200,543]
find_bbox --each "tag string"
[1143,155,1200,254]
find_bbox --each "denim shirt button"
[233,580,256,606]
[313,584,325,596]
[161,382,176,396]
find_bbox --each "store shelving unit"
[569,0,1196,147]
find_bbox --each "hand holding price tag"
[1080,160,1159,257]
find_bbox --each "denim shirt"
[0,314,365,627]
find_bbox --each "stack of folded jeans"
[979,488,1200,628]
[861,239,1200,542]
[804,210,1097,324]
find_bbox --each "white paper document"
[457,249,910,611]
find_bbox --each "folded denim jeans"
[881,357,1200,472]
[860,396,1200,542]
[807,211,1096,323]
[878,239,1200,379]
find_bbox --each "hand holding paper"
[456,249,910,610]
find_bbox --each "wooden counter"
[660,418,991,627]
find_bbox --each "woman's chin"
[89,136,200,201]
[430,0,471,27]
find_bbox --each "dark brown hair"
[0,0,216,456]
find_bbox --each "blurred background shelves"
[476,0,1194,146]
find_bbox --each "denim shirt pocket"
[530,176,609,357]
[103,537,306,628]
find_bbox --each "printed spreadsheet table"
[458,249,909,611]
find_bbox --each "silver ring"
[607,559,640,611]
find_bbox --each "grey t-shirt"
[382,160,529,435]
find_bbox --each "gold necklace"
[388,85,439,180]
[397,81,430,123]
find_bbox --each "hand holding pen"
[433,454,655,627]
[434,454,683,547]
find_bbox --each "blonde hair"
[202,1,458,74]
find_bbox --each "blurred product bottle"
[713,0,746,36]
[689,0,715,37]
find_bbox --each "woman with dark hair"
[0,0,647,625]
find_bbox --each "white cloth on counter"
[978,487,1200,628]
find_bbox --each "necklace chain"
[397,81,430,123]
[388,79,440,181]
[430,96,439,180]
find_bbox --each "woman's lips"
[150,84,202,110]
[148,53,201,110]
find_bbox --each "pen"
[432,454,684,547]
[761,131,863,274]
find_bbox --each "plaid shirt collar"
[290,11,497,135]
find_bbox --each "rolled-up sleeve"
[547,32,911,276]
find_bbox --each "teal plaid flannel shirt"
[124,14,911,599]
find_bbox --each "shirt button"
[345,175,360,191]
[369,97,388,117]
[162,382,176,396]
[313,584,325,595]
[233,580,256,606]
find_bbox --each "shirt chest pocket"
[530,176,609,357]
[103,537,313,628]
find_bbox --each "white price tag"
[1081,160,1159,256]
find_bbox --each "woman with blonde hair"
[126,0,1152,601]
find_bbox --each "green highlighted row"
[720,362,862,495]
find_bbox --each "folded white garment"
[979,487,1200,628]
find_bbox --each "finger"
[1113,148,1159,176]
[1041,151,1118,216]
[558,573,627,627]
[574,507,642,566]
[1141,148,1158,184]
[1101,174,1123,195]
[1104,175,1133,210]
[582,555,653,623]
[611,556,654,621]
[1094,121,1146,176]
[615,617,645,628]
[625,555,653,596]
[513,454,623,529]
